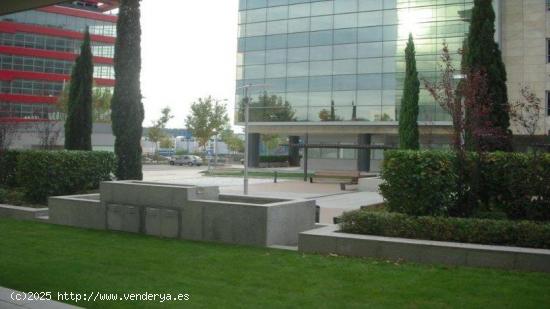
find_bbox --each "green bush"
[0,150,19,188]
[16,151,116,203]
[259,155,288,163]
[0,188,6,203]
[379,150,458,216]
[340,210,550,249]
[380,150,550,221]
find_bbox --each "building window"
[548,39,550,62]
[547,91,550,116]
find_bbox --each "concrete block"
[145,208,161,236]
[266,200,316,246]
[107,204,139,233]
[200,201,268,246]
[48,195,105,230]
[160,209,179,238]
[180,201,204,241]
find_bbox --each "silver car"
[169,155,202,166]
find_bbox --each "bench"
[309,170,363,190]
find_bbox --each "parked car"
[169,155,202,166]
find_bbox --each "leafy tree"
[318,109,330,121]
[65,28,93,150]
[262,134,281,155]
[58,85,112,122]
[159,136,174,149]
[220,128,244,153]
[92,88,112,122]
[111,0,144,180]
[147,106,173,155]
[398,33,420,150]
[185,96,229,149]
[238,93,295,122]
[464,0,512,151]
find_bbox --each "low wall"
[49,194,105,230]
[299,225,550,273]
[182,198,316,246]
[0,204,48,221]
[48,181,316,247]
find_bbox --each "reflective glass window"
[334,13,357,29]
[333,44,357,59]
[309,61,332,76]
[333,75,356,91]
[288,3,310,18]
[288,17,310,33]
[266,49,287,63]
[309,76,332,92]
[334,0,357,14]
[287,62,309,77]
[311,15,333,31]
[310,30,332,46]
[288,47,309,62]
[358,0,382,11]
[266,34,287,49]
[334,28,356,44]
[286,77,309,92]
[311,1,333,16]
[267,6,287,20]
[287,32,309,47]
[310,45,332,61]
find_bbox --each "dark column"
[288,136,300,167]
[247,133,260,168]
[357,134,371,172]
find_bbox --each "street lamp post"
[237,83,269,195]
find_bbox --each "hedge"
[16,150,116,203]
[0,150,19,188]
[339,211,550,249]
[380,150,550,221]
[259,155,288,163]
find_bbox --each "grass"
[1,218,550,308]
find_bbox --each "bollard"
[274,171,278,183]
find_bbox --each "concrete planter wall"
[49,181,316,247]
[299,225,550,273]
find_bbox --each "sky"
[140,0,239,129]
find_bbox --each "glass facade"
[0,10,116,37]
[0,54,114,79]
[0,32,114,58]
[236,0,473,123]
[0,4,116,122]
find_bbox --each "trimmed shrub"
[380,150,550,221]
[0,188,6,203]
[0,150,19,188]
[379,150,457,216]
[16,151,116,203]
[340,210,550,249]
[259,155,288,163]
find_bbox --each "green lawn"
[1,218,549,308]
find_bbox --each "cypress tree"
[111,0,144,180]
[65,28,93,150]
[465,0,512,151]
[398,33,420,150]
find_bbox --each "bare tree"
[34,120,61,150]
[0,120,19,152]
[423,43,464,151]
[510,85,542,137]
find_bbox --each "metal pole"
[303,133,309,182]
[214,133,218,169]
[244,85,249,195]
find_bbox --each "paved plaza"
[143,164,383,224]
